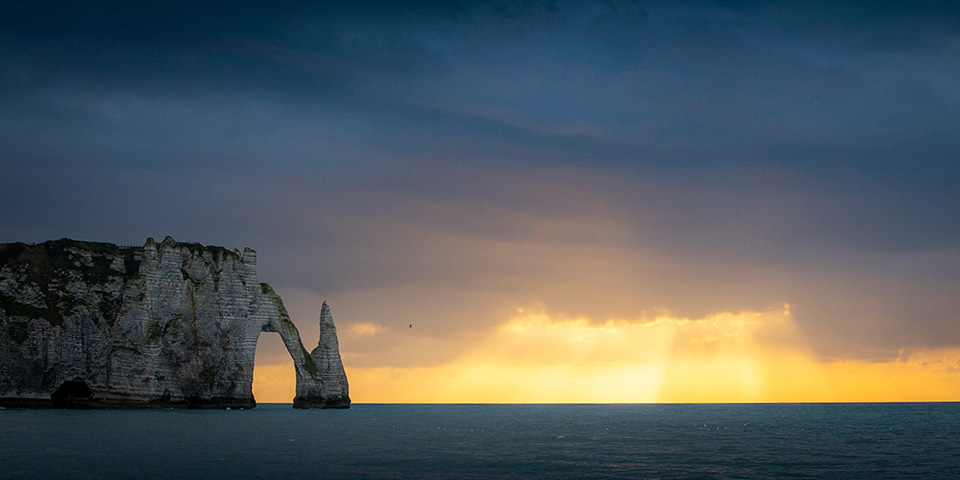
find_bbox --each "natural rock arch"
[256,286,349,408]
[0,237,349,409]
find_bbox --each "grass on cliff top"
[0,238,243,329]
[0,239,141,278]
[0,239,120,263]
[0,239,136,326]
[175,241,241,261]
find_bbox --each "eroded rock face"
[0,237,349,409]
[293,302,350,408]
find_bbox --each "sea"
[1,403,957,479]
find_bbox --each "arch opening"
[252,331,297,404]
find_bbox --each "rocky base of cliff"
[292,393,351,409]
[0,398,258,409]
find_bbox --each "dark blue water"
[1,403,957,479]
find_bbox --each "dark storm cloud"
[4,1,958,162]
[2,0,960,360]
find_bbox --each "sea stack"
[0,237,350,409]
[292,302,350,408]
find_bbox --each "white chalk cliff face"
[0,237,349,408]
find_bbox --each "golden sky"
[254,304,960,403]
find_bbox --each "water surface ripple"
[1,403,957,479]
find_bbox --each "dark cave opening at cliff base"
[252,332,298,405]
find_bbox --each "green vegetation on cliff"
[5,320,30,344]
[0,240,140,326]
[0,293,48,320]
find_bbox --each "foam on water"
[1,403,958,479]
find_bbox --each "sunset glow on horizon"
[254,305,960,404]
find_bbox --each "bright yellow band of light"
[254,305,960,403]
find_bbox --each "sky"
[2,0,959,403]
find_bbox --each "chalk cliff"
[0,237,349,408]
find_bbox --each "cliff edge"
[0,237,350,409]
